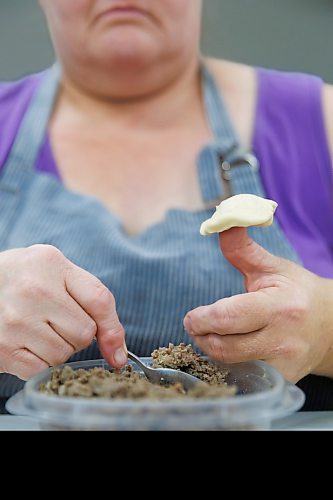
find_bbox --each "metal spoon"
[127,350,205,390]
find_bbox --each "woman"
[0,0,333,411]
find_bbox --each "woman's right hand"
[0,244,127,380]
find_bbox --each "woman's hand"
[0,245,127,380]
[184,227,333,382]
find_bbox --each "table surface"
[1,412,333,430]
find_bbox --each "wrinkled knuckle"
[1,306,22,330]
[79,320,98,348]
[28,244,64,265]
[52,344,74,365]
[283,298,308,323]
[207,334,228,362]
[111,324,125,341]
[18,278,47,301]
[92,282,115,310]
[212,301,233,331]
[210,305,223,325]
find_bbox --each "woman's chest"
[49,128,210,235]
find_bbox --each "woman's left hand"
[184,227,333,382]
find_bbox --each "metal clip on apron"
[199,64,300,260]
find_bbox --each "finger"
[6,348,49,381]
[65,264,127,368]
[219,227,279,275]
[184,291,272,337]
[48,294,97,352]
[192,330,277,365]
[26,324,75,366]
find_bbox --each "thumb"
[219,227,280,277]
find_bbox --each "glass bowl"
[6,358,305,430]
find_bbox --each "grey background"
[1,0,333,82]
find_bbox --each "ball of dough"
[200,194,278,236]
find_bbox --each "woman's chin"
[92,30,160,68]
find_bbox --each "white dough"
[200,194,278,236]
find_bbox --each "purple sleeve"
[253,68,333,277]
[0,73,43,172]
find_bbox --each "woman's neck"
[56,55,204,131]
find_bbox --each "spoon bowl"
[127,351,205,391]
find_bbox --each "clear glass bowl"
[6,358,305,430]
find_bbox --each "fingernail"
[114,347,128,366]
[184,316,192,333]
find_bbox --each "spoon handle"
[127,351,150,375]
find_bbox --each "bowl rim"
[23,357,286,410]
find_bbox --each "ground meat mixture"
[40,343,236,400]
[152,343,229,385]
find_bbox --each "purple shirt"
[0,68,332,276]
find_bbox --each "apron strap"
[0,64,60,191]
[199,62,265,203]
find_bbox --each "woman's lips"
[97,6,150,22]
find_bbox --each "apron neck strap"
[199,61,264,202]
[2,63,60,178]
[201,62,240,153]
